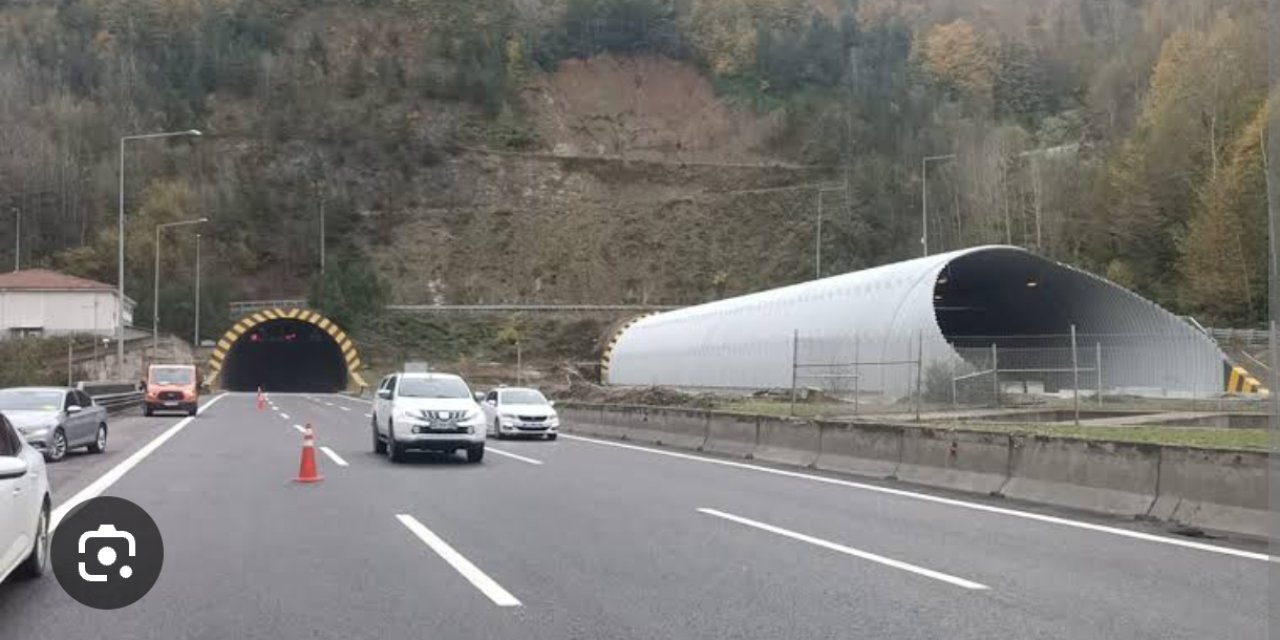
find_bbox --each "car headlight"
[19,424,53,436]
[395,410,428,423]
[459,410,484,426]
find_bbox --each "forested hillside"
[0,0,1271,340]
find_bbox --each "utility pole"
[921,154,956,257]
[153,218,207,354]
[318,183,326,273]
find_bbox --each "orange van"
[144,364,200,417]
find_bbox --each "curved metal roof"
[604,246,1225,396]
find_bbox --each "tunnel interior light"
[1026,279,1038,288]
[936,276,948,285]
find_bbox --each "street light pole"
[921,154,956,257]
[118,129,202,373]
[153,218,207,355]
[12,207,18,272]
[194,233,201,347]
[815,186,843,278]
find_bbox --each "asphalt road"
[0,392,1268,639]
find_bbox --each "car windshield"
[501,389,548,405]
[151,368,194,385]
[0,389,63,411]
[397,377,471,399]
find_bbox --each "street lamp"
[815,186,844,278]
[153,217,207,354]
[921,153,956,257]
[118,129,202,369]
[194,233,201,347]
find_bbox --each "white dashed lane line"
[487,448,544,466]
[320,446,349,467]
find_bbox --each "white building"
[0,269,135,339]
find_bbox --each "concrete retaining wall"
[1002,437,1160,517]
[557,402,1267,538]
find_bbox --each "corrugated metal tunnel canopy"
[604,246,1225,396]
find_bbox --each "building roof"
[0,269,114,292]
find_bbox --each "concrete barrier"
[623,407,709,449]
[754,417,820,467]
[813,422,902,478]
[895,428,1011,495]
[560,404,627,439]
[1148,448,1270,538]
[702,412,759,458]
[1003,436,1159,517]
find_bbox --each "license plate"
[430,422,456,430]
[163,401,179,407]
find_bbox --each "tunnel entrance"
[220,319,348,392]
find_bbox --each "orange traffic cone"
[294,423,323,483]
[256,387,266,411]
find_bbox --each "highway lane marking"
[52,393,228,531]
[395,514,522,607]
[292,424,306,434]
[364,413,373,418]
[319,446,349,467]
[560,434,1270,562]
[339,406,351,412]
[698,508,988,590]
[324,402,335,407]
[487,447,544,465]
[279,412,290,420]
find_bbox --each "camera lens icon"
[78,524,136,582]
[53,496,164,609]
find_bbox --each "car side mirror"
[549,400,556,407]
[0,456,28,480]
[66,405,83,414]
[377,389,392,400]
[474,392,485,402]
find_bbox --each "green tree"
[308,254,389,333]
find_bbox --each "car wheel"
[44,429,67,462]
[548,434,558,441]
[386,421,403,463]
[492,420,504,440]
[87,424,107,453]
[372,422,387,454]
[187,404,198,417]
[466,443,485,463]
[143,404,154,417]
[15,503,49,579]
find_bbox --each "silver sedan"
[0,387,109,462]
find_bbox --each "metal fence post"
[991,343,1000,408]
[789,329,799,417]
[914,328,923,421]
[1070,324,1080,426]
[1095,342,1103,406]
[853,333,860,417]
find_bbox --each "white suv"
[371,373,487,463]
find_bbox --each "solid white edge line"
[319,446,349,467]
[559,434,1270,562]
[292,424,306,434]
[395,514,521,607]
[51,393,228,531]
[486,447,544,465]
[698,508,988,590]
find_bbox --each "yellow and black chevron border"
[600,313,658,382]
[206,308,368,390]
[1225,364,1268,395]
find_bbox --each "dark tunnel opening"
[221,319,348,392]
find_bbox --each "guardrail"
[90,390,144,413]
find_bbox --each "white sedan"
[0,412,50,584]
[479,387,560,440]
